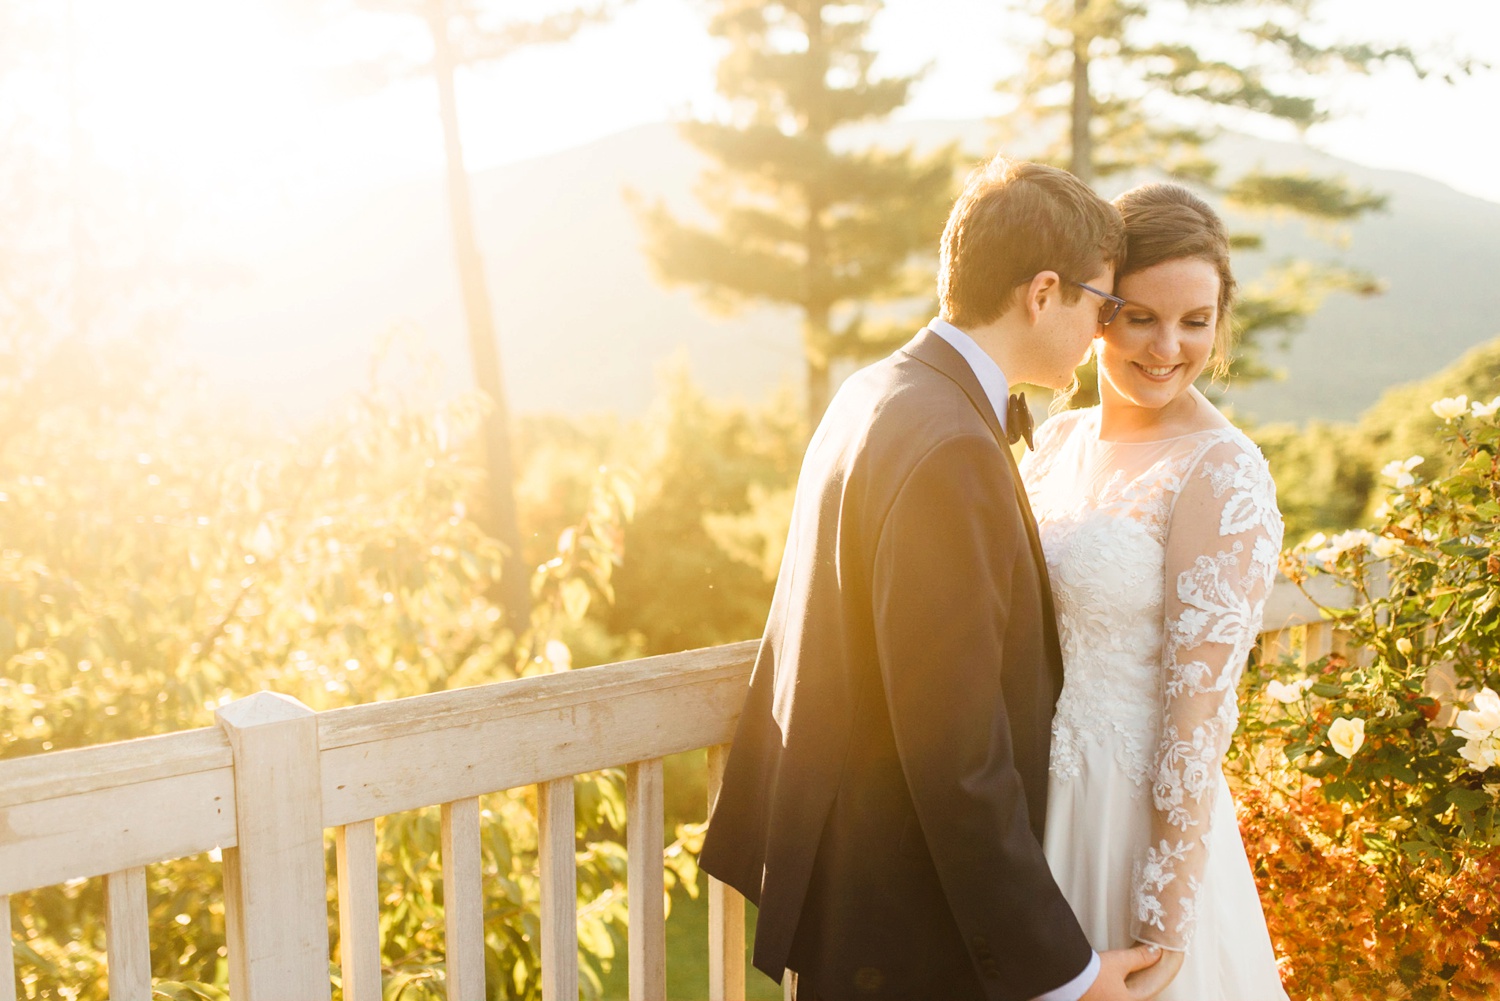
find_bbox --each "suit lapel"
[902,328,1006,442]
[901,330,1060,623]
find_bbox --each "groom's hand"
[1078,943,1162,1001]
[1121,944,1183,1000]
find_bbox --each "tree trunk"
[427,0,531,627]
[1069,0,1094,183]
[802,1,832,429]
[803,312,831,427]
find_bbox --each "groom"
[699,156,1162,1001]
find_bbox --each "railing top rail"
[318,639,760,750]
[1259,571,1373,634]
[0,640,761,897]
[0,726,230,811]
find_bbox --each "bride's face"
[1096,257,1219,413]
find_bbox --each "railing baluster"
[335,820,382,1001]
[626,759,666,1001]
[539,777,578,1001]
[706,744,745,1001]
[105,867,151,1000]
[1257,626,1290,664]
[442,799,485,1001]
[2,894,16,1001]
[1302,621,1334,665]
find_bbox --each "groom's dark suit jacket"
[699,330,1094,1001]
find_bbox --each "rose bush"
[1233,393,1500,999]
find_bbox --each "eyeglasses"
[1076,282,1127,326]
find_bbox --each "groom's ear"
[1022,271,1063,324]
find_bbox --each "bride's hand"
[1123,944,1183,1000]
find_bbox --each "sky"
[47,0,1500,241]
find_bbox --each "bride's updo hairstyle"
[1112,182,1238,380]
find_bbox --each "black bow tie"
[1006,393,1034,450]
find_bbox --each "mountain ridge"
[178,119,1500,425]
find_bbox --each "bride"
[1020,182,1289,999]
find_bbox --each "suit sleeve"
[871,433,1094,1001]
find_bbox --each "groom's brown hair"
[938,156,1124,328]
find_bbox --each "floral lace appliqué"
[1022,410,1284,953]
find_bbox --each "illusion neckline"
[1084,407,1236,446]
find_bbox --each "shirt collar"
[927,317,1012,434]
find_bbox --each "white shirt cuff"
[1032,950,1100,1001]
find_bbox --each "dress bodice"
[1019,405,1284,952]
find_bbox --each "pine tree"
[331,0,616,626]
[998,0,1477,384]
[636,0,957,427]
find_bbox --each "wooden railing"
[1,641,761,1001]
[0,577,1360,1001]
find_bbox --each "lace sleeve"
[1131,438,1283,951]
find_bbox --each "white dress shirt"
[925,318,1104,1001]
[927,318,1013,437]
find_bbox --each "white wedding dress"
[1019,406,1289,1001]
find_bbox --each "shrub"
[1234,391,1500,998]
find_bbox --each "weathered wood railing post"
[104,866,151,1000]
[706,744,745,1001]
[215,692,332,1001]
[1,895,15,1001]
[539,777,579,1001]
[626,759,667,1001]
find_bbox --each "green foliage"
[635,0,959,423]
[1,343,816,998]
[1249,420,1376,544]
[1359,338,1500,480]
[0,344,702,1000]
[1235,389,1500,993]
[606,365,802,654]
[1249,334,1500,542]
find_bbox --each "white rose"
[1380,455,1424,489]
[1455,688,1500,742]
[1332,529,1374,551]
[1395,637,1414,656]
[1471,396,1500,419]
[1432,396,1469,422]
[1459,741,1499,772]
[1266,678,1315,704]
[1328,717,1366,759]
[1369,536,1403,560]
[1316,529,1375,563]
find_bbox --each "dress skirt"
[1042,740,1291,1001]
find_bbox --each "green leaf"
[1399,840,1448,865]
[560,577,592,623]
[1447,787,1490,812]
[1284,743,1314,762]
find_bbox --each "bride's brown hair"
[1112,182,1238,380]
